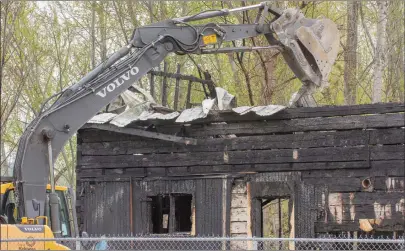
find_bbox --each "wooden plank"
[80,123,404,145]
[82,124,197,145]
[251,182,292,198]
[314,176,405,192]
[374,177,405,191]
[191,197,196,236]
[302,160,405,178]
[169,195,175,233]
[203,71,216,98]
[146,168,166,176]
[185,80,192,109]
[231,194,247,208]
[134,103,403,126]
[161,61,168,106]
[315,219,405,232]
[124,168,145,177]
[180,103,405,125]
[80,128,405,155]
[78,145,404,168]
[328,192,404,205]
[246,182,254,250]
[230,222,248,234]
[306,177,362,192]
[231,208,248,222]
[157,113,404,137]
[371,145,405,160]
[232,182,247,194]
[104,168,125,175]
[149,73,155,100]
[77,169,103,178]
[174,162,368,176]
[78,161,403,178]
[166,167,188,176]
[225,179,232,237]
[79,129,143,143]
[173,64,181,111]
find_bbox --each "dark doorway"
[261,197,290,238]
[175,194,192,232]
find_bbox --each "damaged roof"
[88,87,286,127]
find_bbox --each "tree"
[344,1,359,105]
[1,1,32,176]
[386,0,405,102]
[372,1,388,103]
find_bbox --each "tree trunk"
[227,53,242,86]
[98,2,107,61]
[91,1,96,68]
[1,141,9,176]
[261,54,278,105]
[372,1,388,103]
[344,1,359,105]
[239,59,254,106]
[386,0,404,102]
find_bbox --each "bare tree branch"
[359,3,376,55]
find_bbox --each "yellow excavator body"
[1,224,70,250]
[1,183,71,250]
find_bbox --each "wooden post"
[247,182,254,250]
[191,195,196,236]
[222,178,228,250]
[174,64,181,110]
[162,61,168,106]
[353,231,358,251]
[149,73,155,100]
[203,71,216,98]
[169,195,176,233]
[278,198,282,237]
[186,80,192,109]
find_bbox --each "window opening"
[150,194,192,234]
[2,189,17,224]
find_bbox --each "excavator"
[0,2,339,250]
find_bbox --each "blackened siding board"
[195,179,223,236]
[80,128,405,155]
[296,182,316,238]
[81,181,131,235]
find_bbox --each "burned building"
[76,102,404,244]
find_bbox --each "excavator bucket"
[270,8,340,89]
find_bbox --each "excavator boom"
[9,2,339,237]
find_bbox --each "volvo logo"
[17,225,44,233]
[24,227,42,232]
[96,66,139,98]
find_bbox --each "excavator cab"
[0,182,74,237]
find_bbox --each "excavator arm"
[11,1,339,235]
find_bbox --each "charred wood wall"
[76,103,404,238]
